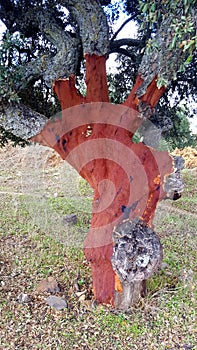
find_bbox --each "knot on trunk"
[111,218,162,283]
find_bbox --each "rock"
[36,276,60,293]
[62,214,78,226]
[17,293,31,304]
[45,296,68,310]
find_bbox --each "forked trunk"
[31,54,174,309]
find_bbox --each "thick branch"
[110,38,142,49]
[109,38,142,60]
[0,102,47,140]
[123,75,165,109]
[109,47,136,62]
[16,44,78,90]
[137,14,197,97]
[59,0,109,55]
[1,5,79,90]
[36,10,77,52]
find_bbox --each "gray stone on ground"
[46,296,68,310]
[62,214,78,226]
[17,293,31,304]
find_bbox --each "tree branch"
[111,16,136,42]
[110,38,142,49]
[109,38,142,60]
[109,47,136,62]
[59,0,109,55]
[0,102,48,140]
[1,6,80,90]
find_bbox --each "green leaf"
[169,35,177,50]
[185,55,193,65]
[156,77,168,89]
[142,3,148,13]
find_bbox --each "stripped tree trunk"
[0,1,187,310]
[31,53,175,308]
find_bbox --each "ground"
[0,143,196,350]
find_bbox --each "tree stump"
[112,218,162,310]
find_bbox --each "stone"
[36,276,60,293]
[45,296,68,310]
[62,214,78,226]
[17,293,31,304]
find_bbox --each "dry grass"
[0,144,196,350]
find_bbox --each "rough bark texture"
[112,218,162,310]
[59,0,109,55]
[0,102,47,140]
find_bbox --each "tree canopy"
[108,0,197,148]
[0,0,196,147]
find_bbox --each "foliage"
[0,0,196,147]
[107,0,197,147]
[0,31,24,104]
[163,106,197,151]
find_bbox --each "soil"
[172,146,197,169]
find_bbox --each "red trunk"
[31,54,173,306]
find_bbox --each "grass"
[0,146,196,350]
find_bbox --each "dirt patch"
[0,143,63,169]
[172,146,197,169]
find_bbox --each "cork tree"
[0,0,196,309]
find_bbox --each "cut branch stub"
[164,155,185,200]
[112,218,162,282]
[112,218,162,310]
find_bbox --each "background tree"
[0,0,196,309]
[108,1,197,149]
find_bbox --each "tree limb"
[109,38,142,59]
[0,102,48,140]
[109,47,136,62]
[59,0,109,55]
[1,6,80,90]
[110,38,142,48]
[111,16,136,42]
